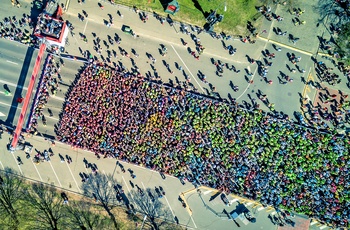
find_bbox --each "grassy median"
[117,0,262,35]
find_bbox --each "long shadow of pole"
[197,193,221,216]
[5,46,35,127]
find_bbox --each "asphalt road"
[0,39,38,127]
[0,0,342,229]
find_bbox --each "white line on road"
[11,153,23,175]
[0,79,28,90]
[47,116,59,121]
[83,19,89,35]
[32,160,43,182]
[237,66,257,100]
[66,161,81,193]
[141,181,146,190]
[203,190,212,195]
[0,101,23,110]
[122,175,133,199]
[190,215,198,229]
[171,45,205,93]
[6,60,18,65]
[49,161,62,187]
[164,195,175,217]
[0,160,4,170]
[51,95,65,101]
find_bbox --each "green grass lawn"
[117,0,262,35]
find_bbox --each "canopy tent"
[164,0,180,15]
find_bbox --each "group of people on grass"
[57,63,349,228]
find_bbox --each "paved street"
[0,40,38,127]
[0,0,347,229]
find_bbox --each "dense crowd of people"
[28,55,61,134]
[2,1,350,228]
[57,63,349,228]
[301,85,350,129]
[0,15,35,45]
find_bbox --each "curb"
[258,36,314,56]
[180,185,276,217]
[180,186,203,216]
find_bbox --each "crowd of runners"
[2,1,350,228]
[56,62,349,228]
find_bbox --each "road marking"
[308,72,315,82]
[164,195,175,217]
[140,181,159,216]
[306,94,311,101]
[190,215,197,229]
[122,176,130,192]
[51,95,65,101]
[0,160,4,170]
[310,221,317,226]
[83,19,89,35]
[49,161,62,187]
[203,190,212,195]
[237,66,257,100]
[122,175,133,199]
[47,116,59,121]
[0,101,23,110]
[141,181,146,190]
[11,153,23,175]
[245,202,253,206]
[305,86,311,93]
[66,161,81,193]
[229,198,238,205]
[0,79,28,90]
[32,160,43,182]
[6,60,18,65]
[320,226,327,229]
[171,44,205,93]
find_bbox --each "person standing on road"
[17,156,23,165]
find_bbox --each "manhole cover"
[288,92,292,96]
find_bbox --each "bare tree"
[65,199,113,230]
[24,183,67,230]
[0,168,25,229]
[80,173,120,229]
[129,188,172,230]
